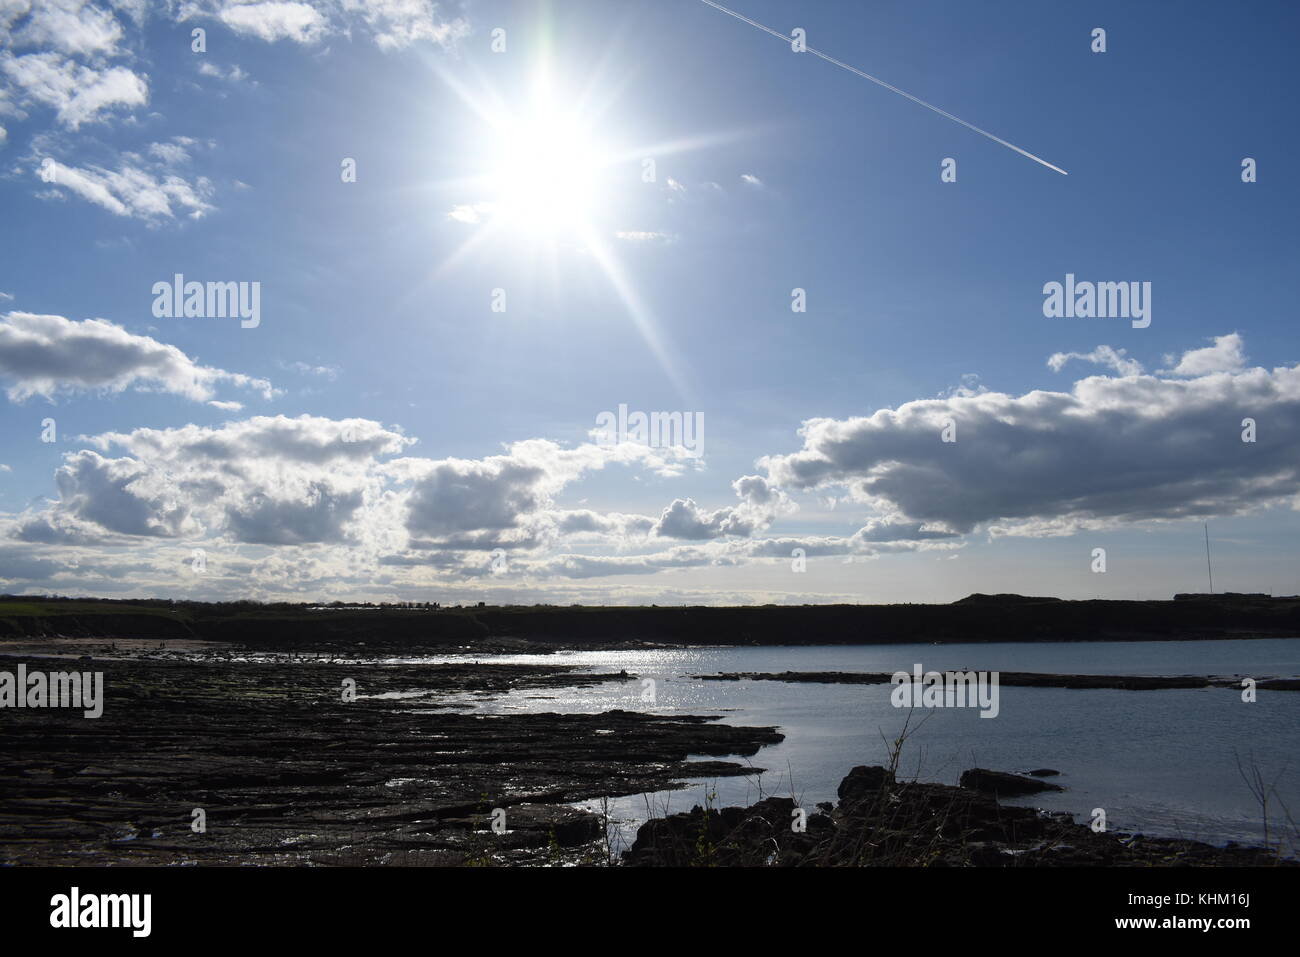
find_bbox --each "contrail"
[696,0,1068,175]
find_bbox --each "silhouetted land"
[2,593,1298,652]
[3,592,1296,866]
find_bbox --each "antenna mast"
[1204,523,1214,594]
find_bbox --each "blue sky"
[1,0,1298,603]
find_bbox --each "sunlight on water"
[407,640,1300,852]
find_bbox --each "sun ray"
[417,30,735,400]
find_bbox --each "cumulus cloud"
[22,450,196,539]
[2,0,124,56]
[6,418,717,593]
[216,1,328,43]
[0,50,146,129]
[226,482,365,545]
[18,416,414,550]
[652,475,792,541]
[762,335,1300,539]
[400,438,697,551]
[1160,332,1248,376]
[8,333,1294,598]
[1047,344,1144,377]
[0,311,274,403]
[90,414,411,465]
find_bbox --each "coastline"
[3,640,1296,866]
[3,593,1300,654]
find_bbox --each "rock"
[623,796,800,866]
[837,765,895,803]
[1025,768,1060,777]
[624,762,1290,868]
[959,768,1064,797]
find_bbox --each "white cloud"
[278,359,339,379]
[762,334,1300,539]
[446,202,494,224]
[1047,344,1144,377]
[615,230,676,244]
[0,311,275,403]
[4,0,125,57]
[35,157,215,222]
[340,0,469,50]
[197,60,253,84]
[1160,332,1248,376]
[196,0,468,49]
[0,51,147,129]
[16,415,417,548]
[652,475,791,541]
[740,172,763,187]
[147,138,193,166]
[217,1,327,44]
[8,333,1295,598]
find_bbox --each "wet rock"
[959,768,1065,796]
[0,654,782,866]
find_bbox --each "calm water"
[418,639,1300,855]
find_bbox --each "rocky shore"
[3,638,1292,867]
[623,765,1293,867]
[0,652,780,865]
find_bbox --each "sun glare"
[429,54,694,398]
[485,93,607,237]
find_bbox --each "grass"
[0,599,189,618]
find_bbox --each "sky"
[0,0,1298,605]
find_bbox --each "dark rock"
[1025,768,1060,777]
[0,654,784,866]
[837,765,895,804]
[623,796,801,866]
[622,765,1291,868]
[959,768,1065,796]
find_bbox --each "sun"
[427,51,705,398]
[479,76,611,238]
[488,107,604,236]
